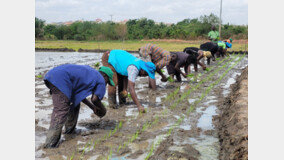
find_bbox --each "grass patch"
[35,40,248,52]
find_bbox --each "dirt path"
[216,67,248,160]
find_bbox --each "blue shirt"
[108,50,142,76]
[44,64,106,108]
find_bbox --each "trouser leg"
[175,72,182,82]
[212,53,216,61]
[64,104,80,134]
[102,51,118,108]
[118,74,127,104]
[44,84,70,148]
[207,57,211,65]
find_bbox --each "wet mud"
[216,67,248,160]
[35,52,248,160]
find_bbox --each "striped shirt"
[139,43,171,70]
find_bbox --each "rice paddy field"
[35,50,248,160]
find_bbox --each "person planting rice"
[138,43,171,83]
[217,38,233,56]
[102,49,156,113]
[43,64,115,148]
[183,48,212,71]
[199,42,223,63]
[166,52,197,82]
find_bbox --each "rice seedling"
[93,62,100,69]
[186,73,194,78]
[143,54,245,158]
[70,54,241,159]
[36,74,42,78]
[127,93,132,100]
[106,147,113,160]
[110,55,238,157]
[167,76,174,82]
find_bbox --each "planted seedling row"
[68,54,238,159]
[144,54,246,159]
[168,53,240,110]
[101,54,241,159]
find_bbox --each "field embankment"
[217,66,248,160]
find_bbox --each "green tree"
[35,17,45,39]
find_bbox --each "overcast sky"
[35,0,248,25]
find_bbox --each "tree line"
[35,14,248,41]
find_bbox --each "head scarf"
[225,42,232,48]
[99,66,115,86]
[203,51,212,58]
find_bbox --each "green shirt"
[208,31,219,43]
[218,41,226,49]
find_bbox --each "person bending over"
[184,48,212,71]
[199,42,223,63]
[139,43,171,83]
[217,38,233,57]
[166,52,197,82]
[43,64,114,148]
[102,50,156,113]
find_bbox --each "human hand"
[138,106,146,113]
[161,77,168,82]
[93,107,106,118]
[119,90,128,98]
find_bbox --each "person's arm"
[82,96,106,118]
[194,63,198,72]
[174,62,187,78]
[197,60,206,70]
[208,32,212,40]
[184,65,189,74]
[195,52,205,69]
[207,57,211,65]
[156,68,167,82]
[128,80,145,113]
[197,53,203,61]
[148,77,156,90]
[217,31,220,40]
[186,64,191,74]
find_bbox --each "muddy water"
[35,52,248,160]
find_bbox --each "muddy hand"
[93,107,106,118]
[161,77,168,82]
[138,106,146,113]
[119,90,128,98]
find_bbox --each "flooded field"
[35,51,248,160]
